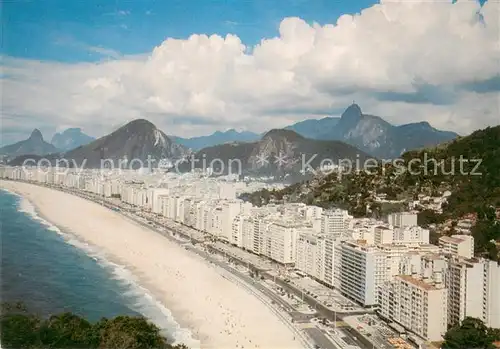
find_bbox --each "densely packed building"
[2,165,499,343]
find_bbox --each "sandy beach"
[1,181,303,349]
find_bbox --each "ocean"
[0,189,197,347]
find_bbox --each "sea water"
[0,189,198,348]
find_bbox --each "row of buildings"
[1,166,499,343]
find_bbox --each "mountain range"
[171,129,260,150]
[285,117,340,139]
[7,120,187,168]
[51,128,95,152]
[285,104,458,158]
[169,104,458,158]
[3,104,460,169]
[179,128,370,178]
[0,129,58,160]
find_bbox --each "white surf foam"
[17,196,61,231]
[14,195,199,348]
[1,188,20,197]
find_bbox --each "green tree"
[442,317,500,349]
[0,313,40,348]
[39,313,95,348]
[97,316,168,349]
[0,304,187,349]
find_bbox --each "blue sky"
[1,0,497,145]
[3,0,378,62]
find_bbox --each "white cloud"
[54,35,122,58]
[2,0,499,143]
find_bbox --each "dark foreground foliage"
[442,317,500,349]
[0,303,188,349]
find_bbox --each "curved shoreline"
[1,181,305,349]
[10,191,197,346]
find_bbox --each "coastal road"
[182,245,347,349]
[305,328,340,349]
[263,274,373,349]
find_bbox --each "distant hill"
[8,120,187,168]
[0,129,58,160]
[246,125,499,214]
[171,129,260,150]
[60,119,187,168]
[51,128,95,151]
[284,104,458,158]
[285,117,340,139]
[399,125,500,217]
[180,129,370,178]
[169,104,457,157]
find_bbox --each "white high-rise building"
[388,212,418,228]
[295,231,338,288]
[375,225,430,246]
[374,226,394,244]
[231,214,245,247]
[163,196,178,219]
[445,257,500,328]
[296,231,320,278]
[147,188,170,214]
[265,220,302,265]
[240,212,270,255]
[439,235,474,259]
[320,235,336,287]
[220,200,243,243]
[301,205,323,220]
[336,240,388,307]
[321,209,351,238]
[378,274,448,342]
[392,226,430,245]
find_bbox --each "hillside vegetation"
[0,303,187,349]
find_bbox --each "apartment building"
[439,235,474,259]
[374,226,393,244]
[321,208,352,238]
[146,188,170,214]
[238,211,271,255]
[335,240,388,307]
[300,205,323,221]
[220,200,243,243]
[265,219,302,265]
[445,257,500,328]
[378,274,448,342]
[295,231,338,287]
[296,231,321,278]
[231,214,245,247]
[393,226,430,245]
[388,212,418,228]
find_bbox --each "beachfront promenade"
[3,179,377,349]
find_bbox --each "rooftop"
[439,236,464,244]
[397,275,441,291]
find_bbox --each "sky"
[1,0,499,145]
